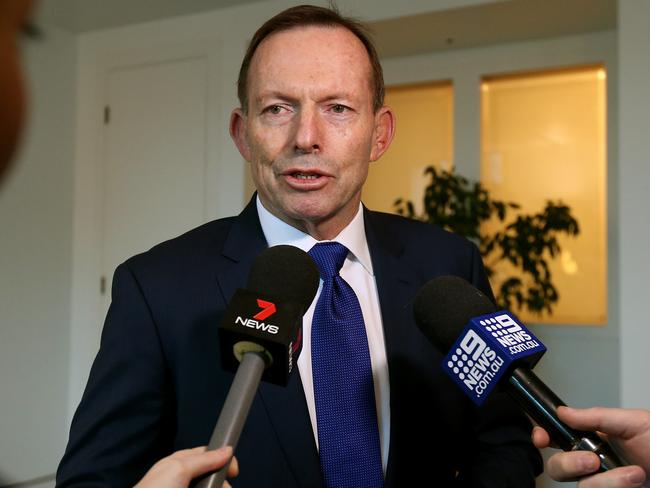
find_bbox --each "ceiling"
[369,0,616,58]
[40,0,617,58]
[39,0,264,33]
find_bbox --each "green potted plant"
[395,166,580,315]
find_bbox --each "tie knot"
[308,242,349,279]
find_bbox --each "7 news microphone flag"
[196,245,319,488]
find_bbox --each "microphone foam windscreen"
[247,245,320,310]
[413,275,496,353]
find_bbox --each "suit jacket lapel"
[215,196,267,302]
[364,209,421,488]
[215,196,322,488]
[257,378,323,487]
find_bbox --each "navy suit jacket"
[57,198,542,487]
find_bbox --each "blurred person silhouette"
[0,0,34,180]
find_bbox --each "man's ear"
[369,106,396,162]
[230,108,251,161]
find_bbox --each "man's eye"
[331,104,349,114]
[265,105,285,115]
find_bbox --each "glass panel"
[481,66,607,325]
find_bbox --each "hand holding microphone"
[135,446,239,488]
[413,275,627,475]
[533,406,650,487]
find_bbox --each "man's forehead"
[247,25,373,96]
[255,23,364,50]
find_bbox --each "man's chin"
[285,200,336,221]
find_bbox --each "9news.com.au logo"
[443,311,546,405]
[446,330,504,400]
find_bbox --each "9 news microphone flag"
[414,275,625,473]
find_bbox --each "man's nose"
[293,107,322,153]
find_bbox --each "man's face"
[0,0,34,182]
[230,25,394,239]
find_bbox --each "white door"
[101,56,209,314]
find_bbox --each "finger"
[558,407,650,440]
[578,465,647,488]
[181,446,234,476]
[546,450,601,481]
[532,425,551,448]
[227,455,239,478]
[169,445,208,459]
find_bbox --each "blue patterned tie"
[309,242,384,488]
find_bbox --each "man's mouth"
[292,172,321,180]
[282,169,330,190]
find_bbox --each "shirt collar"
[256,195,374,276]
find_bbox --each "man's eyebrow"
[319,94,355,103]
[254,92,356,105]
[255,91,298,104]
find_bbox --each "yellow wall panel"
[481,67,607,325]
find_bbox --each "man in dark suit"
[57,5,542,487]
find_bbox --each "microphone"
[196,245,319,488]
[413,275,625,473]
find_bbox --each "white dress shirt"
[256,196,391,472]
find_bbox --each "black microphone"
[196,245,319,488]
[413,275,625,473]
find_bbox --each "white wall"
[0,24,77,486]
[618,1,650,409]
